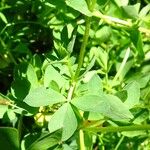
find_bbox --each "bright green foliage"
[48,103,77,141]
[65,0,92,16]
[0,0,150,149]
[23,87,66,107]
[44,65,66,89]
[72,94,133,121]
[124,81,140,108]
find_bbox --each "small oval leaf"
[23,87,66,107]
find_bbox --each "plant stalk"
[93,11,150,36]
[85,125,150,133]
[74,17,91,81]
[79,130,86,150]
[113,47,130,83]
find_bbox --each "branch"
[93,11,150,36]
[85,125,150,133]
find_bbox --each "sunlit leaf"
[124,81,140,108]
[24,87,66,107]
[72,94,133,121]
[65,0,92,16]
[48,103,77,141]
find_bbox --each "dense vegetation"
[0,0,150,149]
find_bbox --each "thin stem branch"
[74,17,91,81]
[114,135,125,150]
[93,11,150,36]
[113,47,130,83]
[79,130,86,150]
[85,125,150,133]
[67,82,76,101]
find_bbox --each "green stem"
[92,11,150,36]
[113,47,130,83]
[85,125,150,133]
[74,17,91,81]
[67,82,76,101]
[114,135,125,150]
[79,130,85,150]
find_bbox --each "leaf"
[67,26,77,53]
[48,103,77,141]
[122,131,146,137]
[76,72,103,96]
[26,64,39,89]
[61,25,69,48]
[11,78,31,100]
[63,144,73,150]
[0,12,8,24]
[23,132,61,150]
[0,105,8,118]
[72,94,133,121]
[0,127,19,150]
[46,0,66,10]
[114,0,129,6]
[124,81,140,108]
[23,87,66,107]
[65,0,92,16]
[121,4,140,19]
[139,4,150,18]
[130,28,144,60]
[91,47,108,70]
[44,65,66,89]
[95,26,112,43]
[116,60,134,81]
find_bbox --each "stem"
[85,125,150,133]
[79,130,85,150]
[93,11,150,36]
[74,0,97,81]
[99,134,105,150]
[114,135,125,150]
[74,17,91,81]
[113,47,130,83]
[67,82,76,101]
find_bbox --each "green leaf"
[116,60,134,81]
[0,12,8,24]
[130,28,144,60]
[63,144,73,150]
[122,4,140,19]
[95,26,112,43]
[72,94,133,121]
[67,26,77,53]
[61,25,69,48]
[23,132,61,150]
[139,4,150,18]
[91,47,108,71]
[65,0,92,16]
[127,72,150,88]
[124,81,140,108]
[46,0,66,10]
[76,72,103,96]
[11,78,31,100]
[122,131,146,137]
[26,64,39,89]
[114,0,129,6]
[23,87,66,107]
[44,65,66,89]
[0,105,8,118]
[48,103,77,141]
[0,127,19,150]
